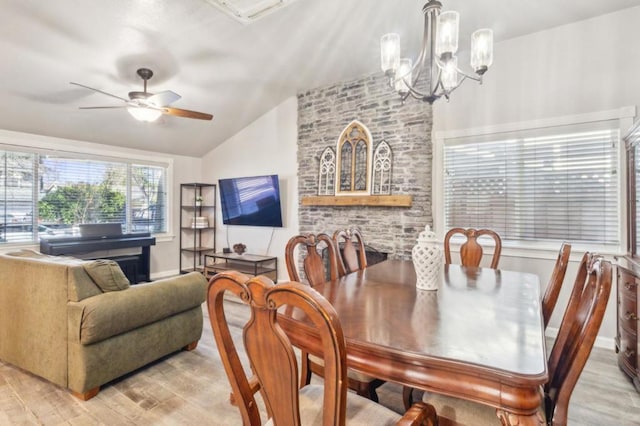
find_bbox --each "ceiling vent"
[204,0,300,24]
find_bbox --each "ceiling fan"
[70,68,213,122]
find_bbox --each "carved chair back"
[545,253,612,425]
[444,227,502,269]
[542,243,572,329]
[285,233,339,287]
[207,271,349,425]
[286,233,384,396]
[333,228,368,276]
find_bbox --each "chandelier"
[380,0,493,104]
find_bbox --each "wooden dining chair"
[444,227,502,269]
[207,271,438,425]
[285,233,385,402]
[542,242,571,329]
[333,228,367,276]
[414,252,612,425]
[285,233,339,285]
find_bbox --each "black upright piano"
[40,224,156,283]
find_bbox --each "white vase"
[411,225,443,291]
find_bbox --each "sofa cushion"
[75,272,207,345]
[83,259,130,292]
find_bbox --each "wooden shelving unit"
[179,183,216,274]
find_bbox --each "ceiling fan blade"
[147,90,181,107]
[79,106,126,109]
[163,107,213,121]
[70,82,129,102]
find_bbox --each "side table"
[204,252,278,282]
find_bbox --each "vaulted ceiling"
[2,0,640,156]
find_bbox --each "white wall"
[430,7,640,345]
[433,6,640,132]
[201,96,299,281]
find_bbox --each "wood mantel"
[301,195,412,207]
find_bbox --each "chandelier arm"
[400,0,441,100]
[454,68,482,83]
[443,76,466,96]
[412,7,431,82]
[427,4,441,97]
[394,18,432,98]
[404,76,447,103]
[433,54,483,84]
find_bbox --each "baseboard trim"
[545,326,615,350]
[151,269,180,280]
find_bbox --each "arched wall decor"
[318,147,336,195]
[307,120,411,207]
[335,120,373,195]
[372,140,392,195]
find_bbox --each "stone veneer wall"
[297,73,432,259]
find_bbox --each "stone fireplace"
[297,73,433,259]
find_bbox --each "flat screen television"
[218,174,283,227]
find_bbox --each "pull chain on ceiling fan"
[71,68,213,122]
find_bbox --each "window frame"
[432,107,635,258]
[0,129,174,248]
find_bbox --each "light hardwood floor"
[1,301,639,425]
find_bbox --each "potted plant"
[195,195,203,207]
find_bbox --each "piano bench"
[110,255,140,284]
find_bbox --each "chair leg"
[403,386,415,411]
[300,351,312,388]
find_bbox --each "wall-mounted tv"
[218,174,283,227]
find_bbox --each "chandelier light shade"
[435,11,459,57]
[380,33,401,72]
[127,106,162,122]
[380,0,493,104]
[395,58,413,94]
[470,29,494,74]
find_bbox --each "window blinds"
[0,148,168,244]
[444,124,619,246]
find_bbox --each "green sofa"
[0,250,208,400]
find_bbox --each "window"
[442,120,621,248]
[0,147,168,244]
[336,120,372,195]
[624,120,640,257]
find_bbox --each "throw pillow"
[83,259,130,292]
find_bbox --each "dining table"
[278,259,548,425]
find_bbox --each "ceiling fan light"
[127,106,162,122]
